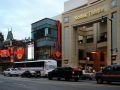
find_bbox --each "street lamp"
[101,16,117,65]
[86,57,90,70]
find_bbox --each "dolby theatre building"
[62,0,120,68]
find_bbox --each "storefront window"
[86,52,94,61]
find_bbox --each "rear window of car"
[63,67,72,70]
[116,66,120,71]
[112,66,120,72]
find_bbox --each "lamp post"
[86,57,90,70]
[102,16,114,65]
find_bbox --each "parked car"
[48,67,82,81]
[95,64,120,84]
[3,68,24,76]
[21,70,41,78]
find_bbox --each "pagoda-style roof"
[6,30,14,40]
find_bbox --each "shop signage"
[74,8,104,20]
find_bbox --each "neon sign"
[15,47,25,60]
[0,47,25,62]
[0,50,10,57]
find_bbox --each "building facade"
[31,18,61,66]
[62,0,120,69]
[0,31,27,70]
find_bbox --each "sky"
[0,0,68,40]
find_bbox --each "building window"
[64,16,69,23]
[51,29,57,38]
[111,12,117,54]
[45,28,49,36]
[97,32,107,43]
[78,35,84,44]
[111,0,117,8]
[100,51,104,61]
[86,52,94,61]
[78,49,84,60]
[86,35,94,43]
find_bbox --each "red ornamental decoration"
[52,51,61,60]
[0,50,10,57]
[15,47,24,60]
[55,51,61,57]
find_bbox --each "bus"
[13,59,57,76]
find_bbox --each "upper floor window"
[111,0,117,8]
[45,28,49,36]
[97,32,107,43]
[78,49,84,60]
[86,35,94,43]
[78,36,84,44]
[64,16,69,23]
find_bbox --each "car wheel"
[65,77,70,81]
[3,73,6,76]
[48,76,53,80]
[57,77,61,81]
[74,78,79,82]
[97,78,103,84]
[8,73,12,77]
[107,81,111,84]
[28,74,31,78]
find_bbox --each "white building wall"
[52,14,62,22]
[64,0,88,12]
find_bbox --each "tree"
[0,32,4,43]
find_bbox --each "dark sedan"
[95,64,120,84]
[48,67,82,81]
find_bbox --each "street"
[0,75,120,90]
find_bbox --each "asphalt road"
[0,75,120,90]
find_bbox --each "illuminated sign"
[0,50,10,57]
[74,8,104,20]
[52,51,61,60]
[15,47,25,60]
[0,47,25,62]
